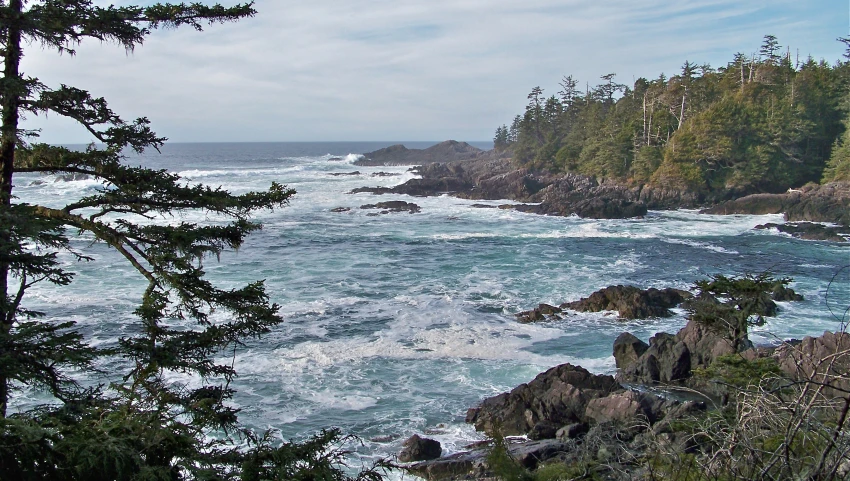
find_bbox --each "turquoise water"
[13,142,850,474]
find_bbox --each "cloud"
[21,0,846,143]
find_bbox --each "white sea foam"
[663,238,739,254]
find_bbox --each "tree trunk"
[0,0,23,418]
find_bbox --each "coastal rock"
[561,286,691,319]
[774,331,850,397]
[328,171,361,176]
[355,140,484,166]
[556,422,589,440]
[515,303,562,323]
[405,438,570,480]
[465,363,620,436]
[585,390,668,424]
[617,318,747,386]
[398,434,442,462]
[359,201,421,214]
[771,284,804,302]
[755,222,848,242]
[330,207,351,213]
[613,333,649,368]
[702,181,850,227]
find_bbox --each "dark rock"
[348,186,394,195]
[755,222,847,242]
[469,203,498,209]
[702,192,797,216]
[328,156,344,161]
[527,420,560,440]
[398,434,442,463]
[556,422,589,440]
[330,207,351,213]
[355,140,484,166]
[406,438,571,480]
[371,171,398,177]
[703,182,850,227]
[772,284,804,302]
[29,180,46,186]
[561,285,691,319]
[405,451,478,480]
[328,171,361,176]
[515,303,562,323]
[360,201,421,214]
[613,333,649,368]
[465,363,620,436]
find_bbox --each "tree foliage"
[495,35,847,194]
[0,1,386,479]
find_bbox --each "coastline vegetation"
[494,35,850,194]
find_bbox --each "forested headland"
[493,35,850,195]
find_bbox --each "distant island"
[354,140,485,166]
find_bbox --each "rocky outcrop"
[355,141,484,166]
[561,286,691,319]
[617,319,747,386]
[359,201,421,214]
[755,222,848,242]
[398,435,442,463]
[702,182,850,226]
[464,364,620,436]
[774,331,850,398]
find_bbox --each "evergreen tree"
[0,1,386,479]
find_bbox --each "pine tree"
[0,1,386,479]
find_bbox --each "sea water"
[12,142,850,474]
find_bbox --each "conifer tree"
[0,1,386,479]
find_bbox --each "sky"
[21,0,850,144]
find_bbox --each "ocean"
[12,141,850,475]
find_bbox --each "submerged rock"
[359,201,421,214]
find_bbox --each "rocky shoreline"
[395,281,850,480]
[350,142,850,241]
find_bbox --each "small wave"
[663,238,738,254]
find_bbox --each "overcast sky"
[22,0,848,144]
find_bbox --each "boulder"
[585,390,668,425]
[330,207,350,213]
[398,434,442,463]
[613,333,649,368]
[465,363,620,436]
[561,285,691,319]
